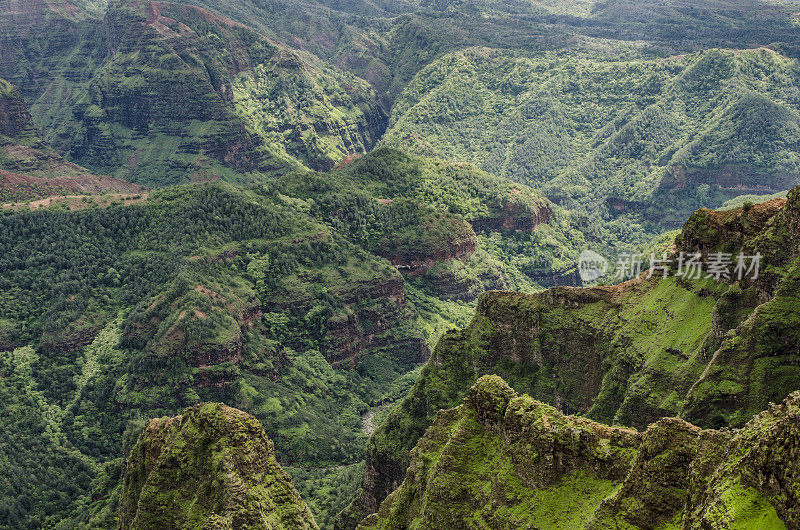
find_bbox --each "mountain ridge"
[339,183,800,528]
[358,374,797,529]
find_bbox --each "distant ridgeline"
[382,47,800,247]
[3,0,800,256]
[0,0,387,187]
[341,186,800,528]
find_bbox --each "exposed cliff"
[379,214,477,276]
[251,234,430,368]
[0,0,387,187]
[0,78,35,141]
[359,376,796,529]
[469,195,553,234]
[341,185,800,527]
[118,402,318,529]
[0,77,145,202]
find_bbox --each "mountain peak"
[118,402,319,529]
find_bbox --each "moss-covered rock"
[685,392,800,529]
[358,375,640,530]
[118,402,318,529]
[360,376,797,529]
[591,418,701,528]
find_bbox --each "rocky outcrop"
[343,187,800,529]
[322,275,430,367]
[264,258,429,368]
[677,197,786,261]
[470,199,553,233]
[591,418,702,528]
[359,376,797,529]
[378,215,477,275]
[121,279,262,389]
[118,403,318,529]
[356,376,638,528]
[685,393,800,528]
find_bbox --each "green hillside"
[383,47,800,254]
[2,1,800,529]
[162,0,800,107]
[1,0,387,187]
[0,147,575,528]
[343,186,800,527]
[0,182,417,527]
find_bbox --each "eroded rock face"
[379,216,477,275]
[322,275,431,367]
[685,393,800,528]
[592,418,702,528]
[342,187,800,529]
[359,376,798,530]
[0,77,147,202]
[1,0,387,186]
[118,403,319,530]
[266,269,430,368]
[0,79,34,139]
[677,197,787,261]
[470,199,553,234]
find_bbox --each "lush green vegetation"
[350,186,800,527]
[0,146,584,528]
[0,181,419,526]
[118,403,318,529]
[3,0,800,528]
[4,0,385,188]
[360,375,795,529]
[382,47,800,258]
[288,463,366,529]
